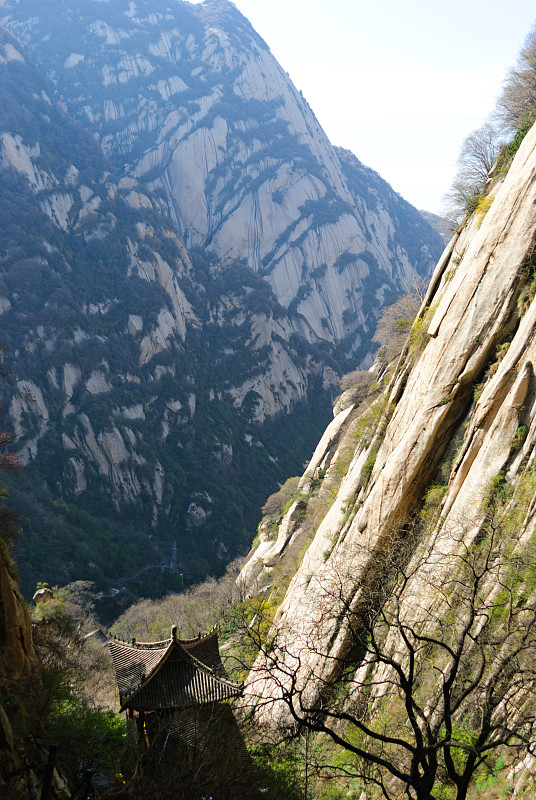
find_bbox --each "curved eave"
[119,638,243,712]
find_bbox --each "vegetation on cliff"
[445,24,536,224]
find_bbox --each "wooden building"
[109,625,242,717]
[109,626,248,793]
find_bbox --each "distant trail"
[117,564,174,584]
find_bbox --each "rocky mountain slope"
[241,122,536,789]
[0,27,333,596]
[0,2,442,599]
[1,0,441,363]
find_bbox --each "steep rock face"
[243,123,536,728]
[1,0,442,363]
[0,558,34,683]
[0,558,35,798]
[0,556,69,800]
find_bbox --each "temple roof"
[109,626,242,711]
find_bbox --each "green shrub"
[44,694,133,783]
[475,193,494,226]
[495,120,534,173]
[464,193,482,216]
[262,476,301,518]
[361,448,378,485]
[517,277,536,315]
[247,741,303,799]
[486,470,512,506]
[352,397,395,449]
[408,315,430,355]
[512,424,529,449]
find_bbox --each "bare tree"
[457,122,500,186]
[496,25,536,134]
[445,23,536,226]
[373,280,428,363]
[443,122,502,224]
[240,514,536,800]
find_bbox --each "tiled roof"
[109,626,242,711]
[177,629,228,678]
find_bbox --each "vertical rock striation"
[243,123,536,729]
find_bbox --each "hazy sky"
[190,0,536,214]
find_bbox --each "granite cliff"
[240,120,536,792]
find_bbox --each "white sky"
[190,0,536,215]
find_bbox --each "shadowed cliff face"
[0,558,34,684]
[0,556,47,800]
[242,123,536,736]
